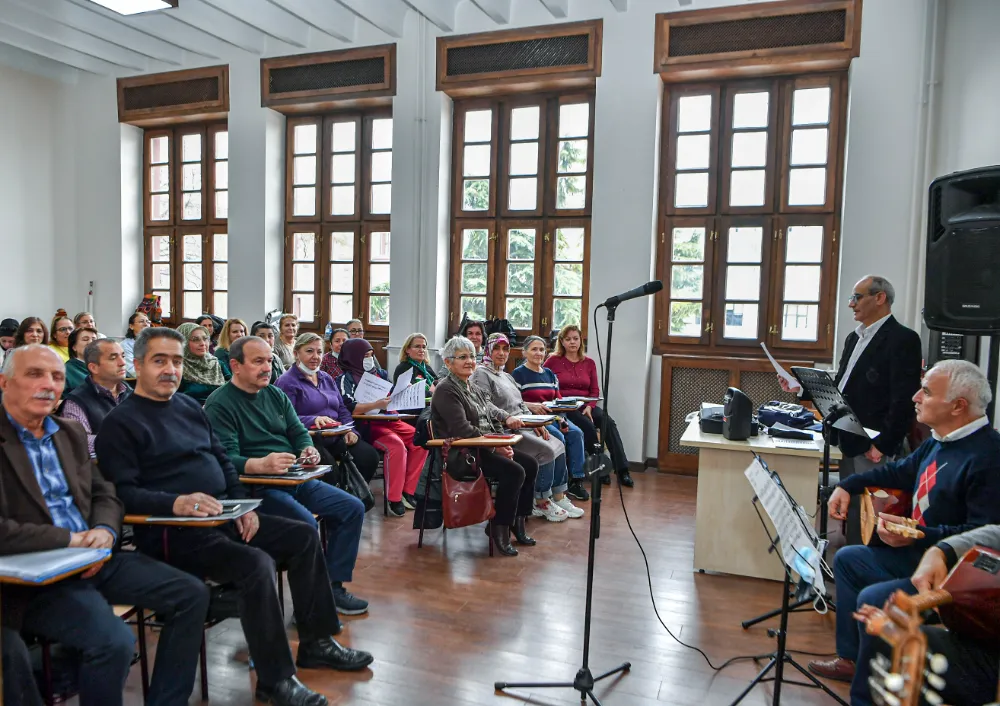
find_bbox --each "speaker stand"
[987,335,1000,424]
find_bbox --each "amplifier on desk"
[723,387,758,441]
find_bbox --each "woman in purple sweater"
[275,332,380,483]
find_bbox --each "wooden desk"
[309,427,353,437]
[424,435,522,448]
[680,420,841,582]
[124,514,230,527]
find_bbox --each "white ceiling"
[0,0,633,82]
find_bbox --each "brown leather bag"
[440,439,496,529]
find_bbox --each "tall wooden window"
[656,74,846,358]
[283,110,393,334]
[143,123,229,324]
[449,94,594,338]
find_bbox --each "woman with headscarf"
[249,321,285,384]
[472,333,582,522]
[336,338,428,517]
[176,322,229,404]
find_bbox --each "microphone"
[602,280,663,308]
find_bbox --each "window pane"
[732,92,769,129]
[330,231,353,260]
[507,229,535,260]
[292,293,315,322]
[293,156,316,185]
[462,180,489,211]
[150,165,169,192]
[182,164,201,191]
[670,302,702,337]
[510,106,540,140]
[670,264,703,299]
[330,295,353,323]
[183,235,201,261]
[182,192,202,220]
[215,131,228,159]
[461,263,488,294]
[786,226,823,263]
[731,132,768,168]
[554,263,583,296]
[332,122,356,152]
[214,292,227,318]
[331,185,355,216]
[728,227,763,263]
[463,144,491,177]
[214,263,227,289]
[215,161,228,190]
[215,192,228,219]
[559,103,589,138]
[462,229,489,260]
[556,176,586,210]
[155,291,171,318]
[371,152,392,182]
[788,168,827,206]
[676,134,710,171]
[672,227,705,262]
[461,296,487,320]
[369,263,390,293]
[293,187,315,216]
[674,172,709,208]
[331,154,355,184]
[330,263,353,293]
[723,303,759,339]
[183,291,202,320]
[506,263,534,294]
[369,231,390,261]
[678,95,712,133]
[509,142,539,176]
[506,298,533,329]
[729,170,766,207]
[369,296,389,325]
[782,304,818,341]
[371,118,393,149]
[151,236,170,261]
[292,232,315,260]
[553,299,582,330]
[557,140,588,174]
[151,193,170,221]
[790,128,829,166]
[725,265,761,300]
[508,177,537,210]
[464,110,492,142]
[294,124,317,154]
[783,265,821,302]
[213,233,227,260]
[149,135,169,164]
[292,263,314,290]
[183,262,201,289]
[370,184,392,214]
[792,87,831,126]
[555,228,585,261]
[181,134,201,162]
[152,263,170,288]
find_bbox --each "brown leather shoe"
[807,657,855,682]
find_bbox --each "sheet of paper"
[393,366,414,393]
[761,343,801,392]
[388,382,426,411]
[353,371,393,405]
[517,414,557,424]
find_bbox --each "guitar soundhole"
[972,554,1000,575]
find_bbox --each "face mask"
[297,361,320,375]
[362,357,376,372]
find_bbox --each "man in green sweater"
[204,336,369,616]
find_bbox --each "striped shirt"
[510,365,560,405]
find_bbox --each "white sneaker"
[553,496,585,519]
[533,498,569,522]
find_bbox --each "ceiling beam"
[470,0,511,24]
[402,0,459,32]
[0,0,152,70]
[202,0,310,48]
[265,0,356,42]
[538,0,570,18]
[162,1,268,54]
[0,22,122,73]
[334,0,407,38]
[0,42,79,82]
[608,0,627,10]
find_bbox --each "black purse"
[335,451,375,512]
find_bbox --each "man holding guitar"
[808,360,1000,705]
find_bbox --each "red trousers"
[368,420,428,502]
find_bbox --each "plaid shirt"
[6,413,89,534]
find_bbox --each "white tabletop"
[679,419,841,460]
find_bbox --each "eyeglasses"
[448,354,475,362]
[409,344,428,350]
[848,293,868,304]
[348,328,364,334]
[55,326,73,333]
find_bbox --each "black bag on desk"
[334,452,375,512]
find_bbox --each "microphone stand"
[494,302,631,705]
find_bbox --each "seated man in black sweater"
[96,328,373,706]
[807,360,1000,705]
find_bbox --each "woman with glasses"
[432,336,537,556]
[121,311,150,377]
[346,319,365,339]
[393,333,438,391]
[48,312,74,363]
[176,322,230,404]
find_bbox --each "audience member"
[60,339,131,456]
[545,325,633,487]
[48,313,73,363]
[0,318,19,355]
[276,333,380,482]
[273,314,298,369]
[122,312,150,377]
[458,319,486,363]
[472,333,582,526]
[65,327,99,393]
[0,344,210,706]
[97,329,371,706]
[393,332,438,392]
[807,360,1000,704]
[321,328,349,379]
[337,338,427,516]
[250,321,285,383]
[2,628,43,706]
[196,315,221,354]
[346,319,365,339]
[73,312,105,339]
[203,336,370,616]
[213,318,247,377]
[176,322,229,404]
[432,336,535,556]
[14,317,48,349]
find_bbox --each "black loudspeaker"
[926,329,980,367]
[722,387,753,441]
[925,166,1000,333]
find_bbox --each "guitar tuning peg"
[924,669,946,690]
[884,673,905,693]
[928,653,949,674]
[922,687,944,705]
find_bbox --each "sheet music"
[745,459,826,594]
[353,371,393,404]
[387,382,426,411]
[0,548,111,583]
[393,367,414,392]
[761,343,801,392]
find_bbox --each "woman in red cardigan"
[544,325,633,487]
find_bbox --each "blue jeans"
[548,422,586,479]
[534,453,569,499]
[257,479,365,584]
[833,545,922,706]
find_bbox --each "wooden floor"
[111,471,850,706]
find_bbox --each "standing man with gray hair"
[807,359,1000,702]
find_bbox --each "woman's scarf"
[176,323,226,386]
[407,357,435,391]
[481,332,511,375]
[339,338,373,383]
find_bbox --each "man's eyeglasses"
[848,293,868,304]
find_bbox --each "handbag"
[335,451,376,513]
[440,439,495,529]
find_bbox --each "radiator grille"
[668,10,847,58]
[122,77,220,111]
[668,367,730,455]
[446,34,590,77]
[269,57,386,95]
[738,370,798,410]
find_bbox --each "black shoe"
[255,676,328,705]
[488,524,518,557]
[512,516,536,546]
[296,637,374,671]
[331,583,369,615]
[566,479,590,501]
[401,492,417,510]
[601,474,611,486]
[618,469,634,487]
[387,500,405,517]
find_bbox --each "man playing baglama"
[60,338,131,456]
[97,328,372,706]
[807,359,1000,705]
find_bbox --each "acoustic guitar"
[861,487,924,544]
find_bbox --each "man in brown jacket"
[0,345,209,706]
